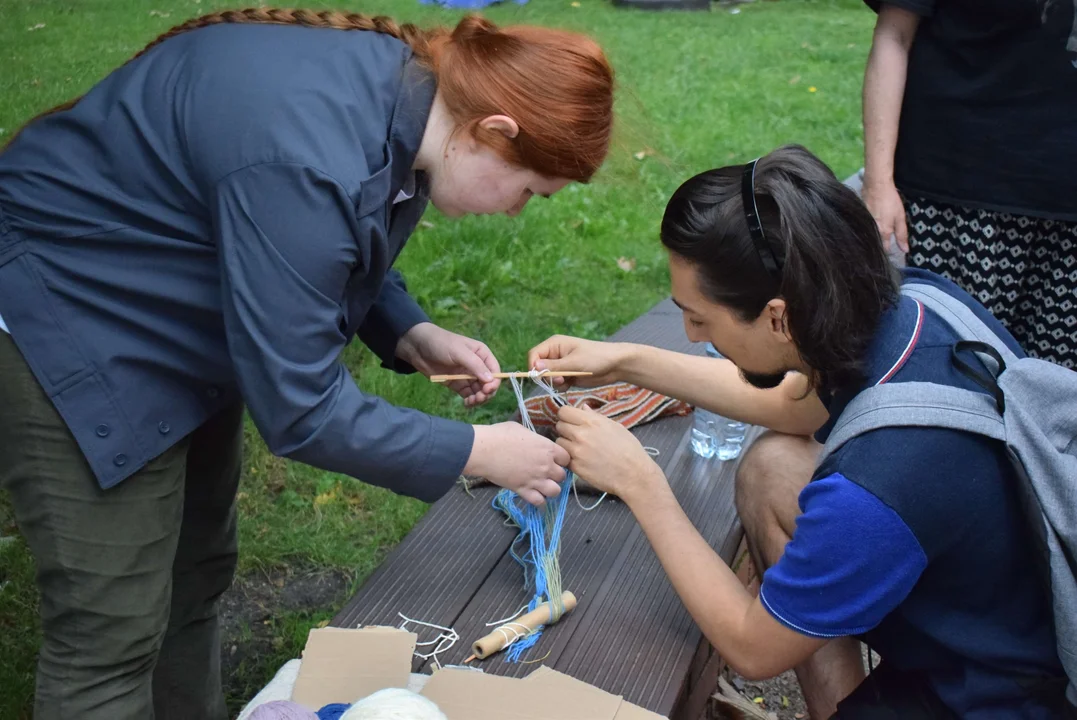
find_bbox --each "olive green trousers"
[0,332,241,719]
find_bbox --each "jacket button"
[158,422,171,435]
[113,453,127,467]
[95,424,110,438]
[207,386,220,399]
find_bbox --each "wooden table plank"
[418,413,696,675]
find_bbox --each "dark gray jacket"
[0,24,473,501]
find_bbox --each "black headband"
[742,159,781,279]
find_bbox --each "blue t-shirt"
[760,269,1068,718]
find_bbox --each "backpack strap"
[901,283,1020,366]
[819,381,1007,464]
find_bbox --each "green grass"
[0,0,873,716]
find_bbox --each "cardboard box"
[291,627,416,709]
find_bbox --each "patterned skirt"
[906,197,1077,369]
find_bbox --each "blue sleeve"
[212,161,473,502]
[759,473,927,638]
[356,269,429,373]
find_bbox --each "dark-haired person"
[861,0,1077,369]
[0,9,613,719]
[529,145,1072,718]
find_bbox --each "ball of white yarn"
[340,688,447,720]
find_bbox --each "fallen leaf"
[753,697,765,705]
[789,75,801,85]
[632,147,655,161]
[809,86,818,93]
[30,79,40,87]
[616,256,636,272]
[848,42,857,48]
[317,619,330,628]
[571,1,581,6]
[149,10,171,17]
[782,696,790,708]
[419,220,435,229]
[236,492,249,501]
[796,714,806,719]
[28,23,46,31]
[314,490,336,507]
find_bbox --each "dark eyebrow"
[671,297,700,315]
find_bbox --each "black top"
[868,0,1077,221]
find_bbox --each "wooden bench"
[331,298,756,719]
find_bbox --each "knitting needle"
[430,371,593,383]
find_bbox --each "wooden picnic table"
[331,298,754,719]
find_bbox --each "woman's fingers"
[536,478,563,499]
[519,488,546,507]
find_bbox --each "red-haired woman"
[0,10,614,718]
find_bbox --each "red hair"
[6,9,615,181]
[431,16,614,182]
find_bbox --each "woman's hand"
[527,335,631,389]
[397,323,501,407]
[466,423,569,506]
[862,176,909,254]
[555,405,664,504]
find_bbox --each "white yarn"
[340,688,447,720]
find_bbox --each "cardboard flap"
[291,627,416,709]
[613,702,668,720]
[524,667,667,720]
[422,667,623,720]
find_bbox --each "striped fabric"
[460,383,692,494]
[519,382,692,429]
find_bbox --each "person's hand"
[555,405,664,504]
[527,335,631,389]
[466,422,569,506]
[396,323,500,407]
[862,177,908,253]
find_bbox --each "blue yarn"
[316,704,351,720]
[492,471,574,662]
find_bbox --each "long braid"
[5,7,442,147]
[130,8,438,63]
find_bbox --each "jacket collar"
[387,56,436,202]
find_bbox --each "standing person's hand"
[396,323,501,407]
[862,178,909,253]
[527,335,631,389]
[466,422,569,506]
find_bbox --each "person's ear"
[477,115,520,140]
[766,298,792,341]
